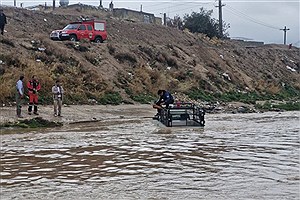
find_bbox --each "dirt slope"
[0,5,299,104]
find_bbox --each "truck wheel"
[70,35,77,41]
[94,36,103,43]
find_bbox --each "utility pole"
[280,26,290,45]
[216,0,225,38]
[14,0,16,7]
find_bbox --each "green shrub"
[132,94,155,104]
[98,92,123,105]
[186,86,300,104]
[114,52,137,64]
[0,38,15,47]
[255,101,300,111]
[273,102,300,111]
[255,101,272,110]
[216,91,261,104]
[85,54,101,66]
[64,93,87,104]
[188,89,266,103]
[107,44,116,55]
[38,95,53,105]
[0,117,62,129]
[274,85,300,100]
[186,89,215,102]
[65,42,89,52]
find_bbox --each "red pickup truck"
[50,20,107,43]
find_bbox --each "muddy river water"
[0,111,299,200]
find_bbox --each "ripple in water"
[0,112,299,200]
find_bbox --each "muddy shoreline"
[0,101,293,129]
[0,104,156,127]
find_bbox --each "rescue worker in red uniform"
[27,75,41,115]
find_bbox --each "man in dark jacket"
[0,8,7,35]
[153,90,174,119]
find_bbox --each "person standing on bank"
[27,75,41,115]
[0,8,7,35]
[52,80,64,117]
[16,75,25,118]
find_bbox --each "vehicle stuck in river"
[154,102,205,127]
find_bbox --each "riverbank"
[0,101,298,128]
[0,104,156,127]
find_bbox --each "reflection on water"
[1,112,299,200]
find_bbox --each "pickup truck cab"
[50,20,107,43]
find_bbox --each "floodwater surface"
[0,111,299,200]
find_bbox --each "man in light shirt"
[16,75,25,118]
[52,80,64,117]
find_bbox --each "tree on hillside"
[183,8,229,38]
[167,15,184,30]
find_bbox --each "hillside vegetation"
[0,6,299,106]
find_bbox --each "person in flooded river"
[153,90,174,119]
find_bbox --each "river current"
[0,111,299,200]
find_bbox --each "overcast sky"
[1,0,299,46]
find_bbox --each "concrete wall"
[113,8,161,24]
[232,39,264,47]
[154,17,162,25]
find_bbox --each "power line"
[145,1,213,13]
[215,0,225,38]
[144,2,170,9]
[280,26,290,44]
[167,5,201,15]
[146,2,192,12]
[224,5,282,30]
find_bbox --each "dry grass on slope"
[1,6,299,105]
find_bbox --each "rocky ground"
[0,5,299,105]
[0,100,271,128]
[0,104,156,126]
